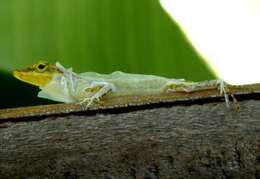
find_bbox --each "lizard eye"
[36,63,48,72]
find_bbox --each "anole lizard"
[14,61,234,108]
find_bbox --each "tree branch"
[0,84,259,178]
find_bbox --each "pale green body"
[77,71,186,95]
[38,62,228,107]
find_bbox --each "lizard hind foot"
[217,80,230,107]
[217,80,240,110]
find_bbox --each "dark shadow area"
[0,72,56,109]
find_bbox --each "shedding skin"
[13,61,237,108]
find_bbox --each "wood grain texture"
[0,99,259,179]
[1,83,260,121]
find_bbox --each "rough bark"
[0,99,259,179]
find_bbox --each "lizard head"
[13,61,63,88]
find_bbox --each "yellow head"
[13,61,62,87]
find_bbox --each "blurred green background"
[0,0,215,109]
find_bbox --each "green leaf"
[0,0,214,108]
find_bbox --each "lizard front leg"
[78,82,115,107]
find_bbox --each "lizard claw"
[78,95,102,109]
[217,80,230,107]
[216,80,240,111]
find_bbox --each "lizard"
[13,61,234,108]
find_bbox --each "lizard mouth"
[13,70,24,81]
[13,70,53,88]
[13,70,36,86]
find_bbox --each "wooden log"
[0,84,259,178]
[0,100,259,178]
